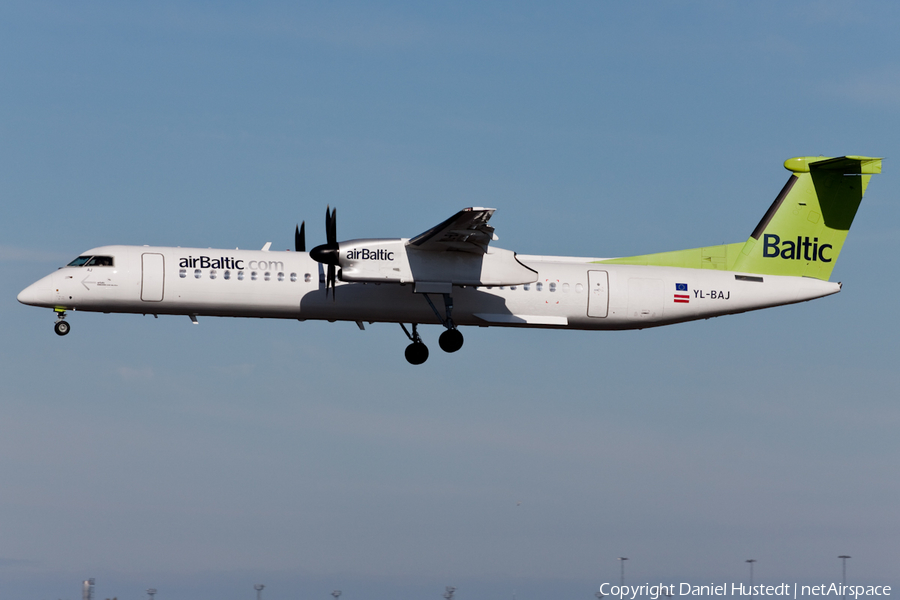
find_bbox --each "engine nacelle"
[338,239,411,283]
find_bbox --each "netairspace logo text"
[597,583,891,600]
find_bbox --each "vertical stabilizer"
[730,156,881,280]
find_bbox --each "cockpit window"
[84,256,114,267]
[67,256,91,267]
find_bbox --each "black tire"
[438,328,464,353]
[405,342,429,365]
[54,320,70,336]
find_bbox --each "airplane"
[18,155,881,365]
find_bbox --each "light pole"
[443,586,456,600]
[254,584,265,600]
[839,556,851,600]
[332,591,342,600]
[147,589,157,600]
[746,560,756,597]
[618,557,628,586]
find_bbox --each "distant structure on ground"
[82,578,95,600]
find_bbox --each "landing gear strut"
[400,293,465,364]
[400,323,429,365]
[423,293,464,353]
[54,311,70,336]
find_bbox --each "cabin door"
[141,253,165,302]
[587,270,609,318]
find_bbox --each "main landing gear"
[54,311,70,336]
[438,328,463,353]
[399,292,465,365]
[401,324,429,365]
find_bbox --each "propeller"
[295,221,305,252]
[309,206,339,299]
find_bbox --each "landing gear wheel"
[438,328,464,353]
[54,320,70,336]
[405,342,429,365]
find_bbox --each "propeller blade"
[310,205,340,299]
[327,264,336,300]
[327,207,337,245]
[295,221,305,252]
[324,205,331,244]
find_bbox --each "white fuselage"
[18,244,841,330]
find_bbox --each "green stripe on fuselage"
[595,242,746,270]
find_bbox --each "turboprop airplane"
[18,155,881,364]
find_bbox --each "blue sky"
[2,2,899,599]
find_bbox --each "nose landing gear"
[54,312,70,336]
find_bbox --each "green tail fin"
[594,156,881,279]
[730,156,881,280]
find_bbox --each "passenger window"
[194,269,202,279]
[304,273,311,283]
[237,271,245,281]
[549,282,556,292]
[223,271,231,280]
[536,282,543,291]
[67,256,91,267]
[210,270,217,280]
[562,283,570,292]
[575,283,584,293]
[523,284,530,291]
[510,286,517,290]
[264,272,271,281]
[277,272,284,282]
[179,269,186,278]
[251,271,258,281]
[290,272,297,282]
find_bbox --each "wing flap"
[408,207,496,254]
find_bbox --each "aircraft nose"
[17,280,53,306]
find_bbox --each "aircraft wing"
[407,207,497,254]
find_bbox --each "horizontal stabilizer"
[784,155,882,174]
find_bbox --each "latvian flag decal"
[674,283,689,303]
